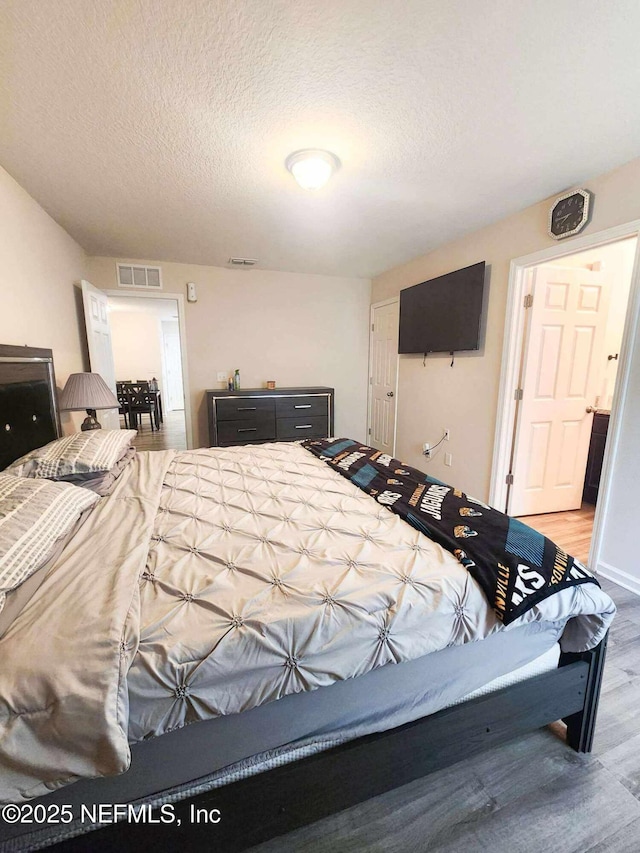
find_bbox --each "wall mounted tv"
[398,261,486,354]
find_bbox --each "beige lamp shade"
[59,373,119,411]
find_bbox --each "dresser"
[582,411,610,505]
[206,387,334,447]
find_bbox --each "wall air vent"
[228,257,258,267]
[117,263,163,290]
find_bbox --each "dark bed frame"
[0,346,608,853]
[47,640,606,853]
[0,344,61,469]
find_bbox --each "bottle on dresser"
[233,369,241,391]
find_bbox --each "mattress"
[0,617,563,850]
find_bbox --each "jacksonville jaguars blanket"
[302,438,598,626]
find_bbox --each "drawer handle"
[295,425,313,429]
[237,407,257,411]
[238,428,257,433]
[294,404,312,409]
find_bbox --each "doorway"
[491,227,640,572]
[107,294,188,451]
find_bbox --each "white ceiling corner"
[2,0,640,279]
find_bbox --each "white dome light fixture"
[285,149,340,190]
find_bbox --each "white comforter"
[0,443,616,802]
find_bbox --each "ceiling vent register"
[117,263,163,290]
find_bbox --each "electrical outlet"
[422,443,431,458]
[444,452,452,467]
[217,371,227,382]
[444,428,450,441]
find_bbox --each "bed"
[0,345,615,852]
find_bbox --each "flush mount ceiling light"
[285,149,340,190]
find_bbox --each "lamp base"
[81,409,102,431]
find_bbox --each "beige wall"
[110,311,163,387]
[0,164,87,433]
[373,156,640,500]
[373,155,640,585]
[86,258,371,447]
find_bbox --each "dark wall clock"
[548,189,593,240]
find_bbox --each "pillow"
[6,429,137,480]
[0,474,99,613]
[0,506,93,637]
[55,446,137,496]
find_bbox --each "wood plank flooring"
[124,409,187,451]
[518,503,595,564]
[248,577,640,853]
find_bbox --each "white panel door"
[161,320,185,411]
[81,280,120,430]
[369,300,399,453]
[510,265,610,516]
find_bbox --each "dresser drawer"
[276,416,328,440]
[275,395,328,419]
[216,398,275,421]
[592,413,610,436]
[217,417,276,445]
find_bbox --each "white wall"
[109,310,163,387]
[599,300,640,592]
[0,164,87,433]
[87,258,371,447]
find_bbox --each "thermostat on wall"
[187,282,197,303]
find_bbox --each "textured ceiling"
[2,1,640,278]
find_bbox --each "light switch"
[216,371,227,382]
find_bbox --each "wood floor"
[518,503,595,565]
[248,577,640,853]
[125,409,187,451]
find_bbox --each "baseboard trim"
[597,560,640,597]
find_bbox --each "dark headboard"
[0,345,61,470]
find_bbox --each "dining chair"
[126,384,157,431]
[116,389,133,430]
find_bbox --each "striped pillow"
[0,474,99,612]
[6,430,137,479]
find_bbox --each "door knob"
[586,406,596,414]
[387,391,394,397]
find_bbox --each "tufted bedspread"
[0,442,616,803]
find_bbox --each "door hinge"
[523,293,534,309]
[369,376,373,385]
[514,388,524,401]
[505,473,514,486]
[371,323,375,332]
[368,427,371,435]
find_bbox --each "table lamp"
[59,372,119,431]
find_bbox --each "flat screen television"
[398,261,486,354]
